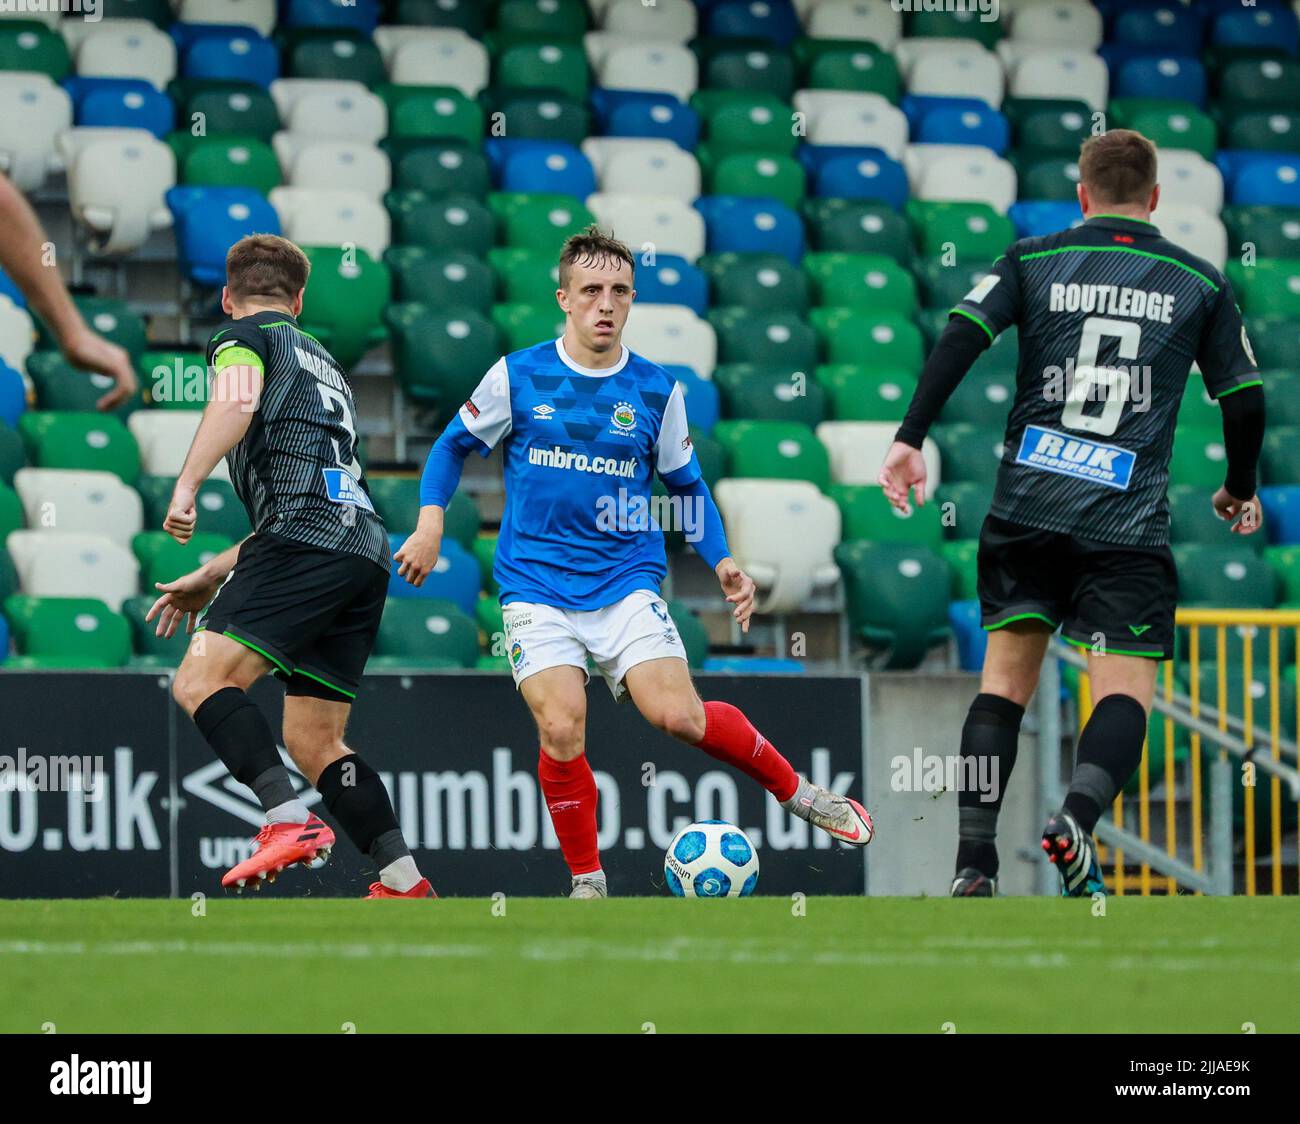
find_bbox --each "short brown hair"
[225,234,311,303]
[1078,129,1158,207]
[558,225,635,289]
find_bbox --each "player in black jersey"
[145,234,432,898]
[879,130,1267,897]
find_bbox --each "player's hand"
[878,441,927,515]
[164,483,197,544]
[145,569,219,638]
[59,325,138,411]
[716,557,756,634]
[1212,487,1263,536]
[395,525,442,587]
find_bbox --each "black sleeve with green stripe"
[206,318,269,374]
[1197,276,1262,400]
[895,312,992,450]
[950,247,1023,343]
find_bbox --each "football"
[664,820,760,898]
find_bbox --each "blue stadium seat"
[1230,155,1300,208]
[1260,486,1300,545]
[695,196,804,263]
[284,0,381,33]
[501,144,597,197]
[812,151,909,209]
[0,361,25,428]
[665,364,720,434]
[1113,55,1207,107]
[1008,201,1084,238]
[62,76,156,116]
[705,0,801,46]
[634,255,709,314]
[590,89,679,127]
[0,612,7,665]
[900,95,989,136]
[167,186,282,286]
[916,105,1010,155]
[80,86,175,137]
[169,23,256,53]
[1112,6,1206,53]
[0,267,26,308]
[183,32,280,87]
[483,137,567,181]
[702,657,806,673]
[606,98,701,150]
[948,600,987,673]
[385,534,481,615]
[1212,7,1299,55]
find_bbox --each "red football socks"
[537,747,601,876]
[693,701,799,802]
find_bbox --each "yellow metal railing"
[1076,609,1300,896]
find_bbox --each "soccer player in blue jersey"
[395,228,873,897]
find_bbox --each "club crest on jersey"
[610,402,637,435]
[1015,425,1135,490]
[321,468,376,511]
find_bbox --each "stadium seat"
[938,371,1015,429]
[384,533,480,616]
[713,479,840,612]
[712,420,830,490]
[269,187,389,259]
[818,421,940,495]
[1168,484,1255,551]
[0,21,70,80]
[13,468,143,548]
[803,252,917,313]
[802,198,913,260]
[373,597,479,667]
[811,308,924,370]
[135,476,250,542]
[500,193,597,253]
[948,598,987,672]
[816,365,915,422]
[0,421,27,486]
[668,365,720,434]
[1227,260,1300,319]
[61,129,175,254]
[835,539,951,669]
[133,530,233,593]
[385,304,503,410]
[695,195,804,262]
[2,594,130,666]
[712,364,827,427]
[391,143,490,196]
[1006,48,1108,111]
[703,252,808,313]
[808,0,902,49]
[932,423,1005,488]
[493,305,566,354]
[19,413,140,482]
[622,305,717,377]
[298,245,390,369]
[5,531,139,610]
[908,47,1005,108]
[832,483,944,548]
[0,74,70,191]
[277,138,390,199]
[128,413,227,483]
[168,185,282,286]
[25,353,138,418]
[588,193,706,261]
[0,360,23,428]
[907,145,1017,213]
[709,309,817,368]
[387,192,495,255]
[1169,426,1228,489]
[632,255,709,314]
[1258,485,1300,546]
[183,30,280,88]
[1175,544,1276,607]
[1262,426,1300,486]
[281,83,386,143]
[503,144,598,199]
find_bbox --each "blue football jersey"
[458,338,700,610]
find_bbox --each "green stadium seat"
[495,41,589,99]
[1261,372,1300,425]
[1174,544,1276,607]
[18,412,140,482]
[181,136,280,193]
[1168,484,1259,552]
[483,248,557,307]
[1170,426,1228,489]
[689,428,727,489]
[2,595,130,665]
[802,198,913,261]
[0,480,22,538]
[386,192,496,255]
[140,350,207,410]
[709,309,819,368]
[472,534,499,598]
[0,422,26,486]
[802,41,900,100]
[475,596,504,647]
[0,545,18,602]
[803,252,916,313]
[712,364,827,427]
[908,8,1002,46]
[932,423,1004,488]
[1246,317,1300,370]
[815,365,915,422]
[496,0,588,37]
[392,143,491,196]
[0,22,70,79]
[181,84,279,141]
[290,33,386,86]
[394,0,487,34]
[121,594,190,664]
[1118,103,1217,159]
[385,305,503,410]
[712,420,830,489]
[667,600,709,669]
[1004,98,1092,155]
[135,476,250,542]
[36,297,147,360]
[1263,545,1300,601]
[702,94,798,157]
[1217,58,1300,110]
[25,351,141,417]
[705,46,796,100]
[497,193,596,252]
[299,245,391,369]
[1015,155,1081,202]
[1179,374,1222,429]
[938,370,1014,428]
[939,538,980,600]
[834,540,952,669]
[385,88,484,145]
[1222,206,1300,260]
[832,483,943,548]
[913,260,996,311]
[489,93,591,145]
[812,309,924,372]
[386,247,495,310]
[366,475,419,535]
[492,304,566,353]
[132,531,233,592]
[374,598,479,667]
[709,152,806,209]
[1224,110,1300,154]
[702,251,809,313]
[1262,426,1300,484]
[907,201,1015,263]
[1227,260,1300,319]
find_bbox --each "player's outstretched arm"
[1214,383,1266,536]
[396,417,483,586]
[144,539,244,638]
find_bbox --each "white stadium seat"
[0,296,35,374]
[602,0,697,41]
[128,413,231,484]
[906,144,1018,213]
[806,97,910,158]
[598,43,698,101]
[1157,150,1225,216]
[0,6,60,27]
[0,74,69,192]
[178,0,277,36]
[274,135,391,198]
[5,531,138,611]
[61,129,175,254]
[906,46,1005,108]
[895,37,990,77]
[587,192,706,262]
[807,0,902,49]
[1011,1,1104,48]
[390,36,490,96]
[268,187,391,259]
[13,468,143,548]
[278,85,387,144]
[1158,204,1228,269]
[713,480,841,613]
[372,26,469,67]
[817,422,942,496]
[74,21,177,89]
[621,304,717,378]
[1008,48,1109,111]
[595,142,701,199]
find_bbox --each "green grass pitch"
[1,897,1296,1033]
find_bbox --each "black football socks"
[1063,693,1148,834]
[955,692,1025,878]
[194,687,299,813]
[316,753,411,870]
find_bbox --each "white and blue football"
[664,820,759,898]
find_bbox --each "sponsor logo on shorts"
[321,468,376,510]
[528,445,637,478]
[510,641,526,670]
[1014,425,1135,490]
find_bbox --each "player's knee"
[173,666,216,716]
[653,701,706,745]
[538,712,584,757]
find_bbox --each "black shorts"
[197,532,388,699]
[977,513,1178,658]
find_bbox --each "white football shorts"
[501,590,687,699]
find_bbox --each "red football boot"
[221,814,335,891]
[365,878,437,899]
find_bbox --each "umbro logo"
[533,403,555,420]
